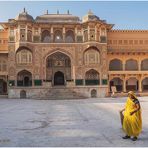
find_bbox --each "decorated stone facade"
[0,9,148,99]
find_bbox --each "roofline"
[109,29,148,32]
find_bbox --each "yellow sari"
[123,97,142,137]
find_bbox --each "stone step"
[0,95,8,99]
[44,87,86,99]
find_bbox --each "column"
[50,26,53,42]
[39,27,41,42]
[138,61,141,71]
[99,27,101,42]
[75,27,77,42]
[138,78,142,92]
[88,25,90,41]
[123,79,126,92]
[63,27,65,42]
[32,27,34,42]
[100,72,102,85]
[32,79,34,87]
[82,28,84,42]
[72,65,75,86]
[108,75,112,92]
[18,25,20,42]
[95,25,97,41]
[123,61,126,71]
[25,25,28,42]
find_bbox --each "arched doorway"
[24,76,30,86]
[54,71,65,85]
[46,52,71,85]
[110,78,123,92]
[142,77,148,91]
[0,79,7,94]
[126,78,138,91]
[17,70,32,86]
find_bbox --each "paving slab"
[0,97,148,147]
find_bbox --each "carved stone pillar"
[39,27,41,42]
[138,78,142,92]
[138,61,141,71]
[75,27,77,42]
[123,79,126,92]
[51,26,53,42]
[123,61,126,71]
[95,26,97,41]
[63,27,65,42]
[25,25,28,42]
[88,26,90,41]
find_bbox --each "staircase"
[44,87,87,100]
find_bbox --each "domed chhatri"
[15,8,34,22]
[82,9,100,22]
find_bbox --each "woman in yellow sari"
[120,91,142,141]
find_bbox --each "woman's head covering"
[128,91,137,99]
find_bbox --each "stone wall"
[8,86,108,99]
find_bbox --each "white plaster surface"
[0,97,148,147]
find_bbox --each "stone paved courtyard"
[0,97,148,147]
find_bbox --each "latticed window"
[85,69,99,80]
[16,49,32,64]
[90,29,95,41]
[47,52,71,67]
[20,29,25,41]
[34,29,39,35]
[27,30,32,42]
[101,28,106,36]
[41,30,51,43]
[77,36,83,42]
[85,69,100,85]
[0,60,7,71]
[10,29,14,36]
[84,49,100,64]
[65,30,75,43]
[54,30,63,43]
[100,36,107,43]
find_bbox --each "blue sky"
[0,1,148,29]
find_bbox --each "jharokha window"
[16,49,32,64]
[84,49,100,64]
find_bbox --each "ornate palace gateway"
[0,9,148,99]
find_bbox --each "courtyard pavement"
[0,97,148,147]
